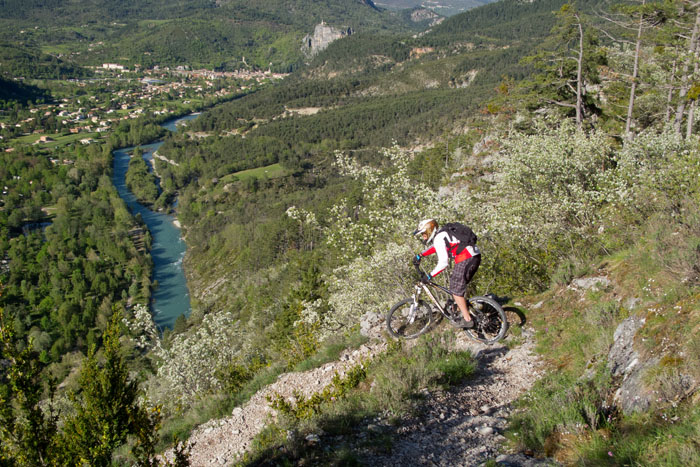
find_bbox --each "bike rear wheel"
[465,296,507,344]
[386,298,434,339]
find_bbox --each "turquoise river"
[112,114,198,329]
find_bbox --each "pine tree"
[597,1,673,138]
[0,307,65,466]
[520,2,604,128]
[60,311,166,466]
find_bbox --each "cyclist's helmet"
[413,219,439,243]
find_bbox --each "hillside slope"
[173,325,543,465]
[158,0,573,327]
[0,0,417,71]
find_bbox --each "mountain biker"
[412,219,481,329]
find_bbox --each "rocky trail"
[172,324,552,466]
[359,329,552,467]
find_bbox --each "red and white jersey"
[419,230,480,278]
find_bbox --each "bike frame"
[387,262,507,342]
[412,264,454,318]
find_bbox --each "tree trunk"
[686,100,696,137]
[625,1,645,139]
[666,59,677,123]
[576,15,584,130]
[688,21,700,138]
[674,7,700,134]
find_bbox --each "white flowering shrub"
[125,304,252,406]
[414,120,618,292]
[288,144,462,338]
[614,130,700,212]
[155,311,244,399]
[467,123,700,292]
[123,303,160,351]
[488,119,613,244]
[323,143,446,261]
[300,242,416,339]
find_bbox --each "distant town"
[0,63,287,153]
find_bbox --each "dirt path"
[359,329,552,466]
[170,327,550,466]
[171,342,387,466]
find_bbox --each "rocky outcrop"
[608,315,697,415]
[607,316,658,414]
[358,0,380,10]
[301,22,353,57]
[410,8,443,27]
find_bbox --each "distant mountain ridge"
[0,0,420,72]
[375,0,498,16]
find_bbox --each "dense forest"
[0,143,152,364]
[0,0,424,72]
[0,76,50,108]
[0,43,93,80]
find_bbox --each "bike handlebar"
[413,257,452,294]
[413,261,428,277]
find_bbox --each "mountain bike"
[386,263,508,343]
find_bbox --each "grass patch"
[227,163,286,182]
[292,330,368,373]
[369,332,476,415]
[556,399,700,466]
[507,368,614,461]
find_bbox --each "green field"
[228,163,286,182]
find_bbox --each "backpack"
[438,222,477,255]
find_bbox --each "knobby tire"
[465,295,508,344]
[386,298,433,339]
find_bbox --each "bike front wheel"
[465,296,507,344]
[386,298,434,339]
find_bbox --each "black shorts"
[449,255,481,297]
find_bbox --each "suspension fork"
[414,283,443,312]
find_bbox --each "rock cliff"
[301,22,353,57]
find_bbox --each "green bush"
[370,332,475,416]
[268,363,367,421]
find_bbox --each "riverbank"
[111,113,199,328]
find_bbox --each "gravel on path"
[359,329,554,466]
[167,327,554,466]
